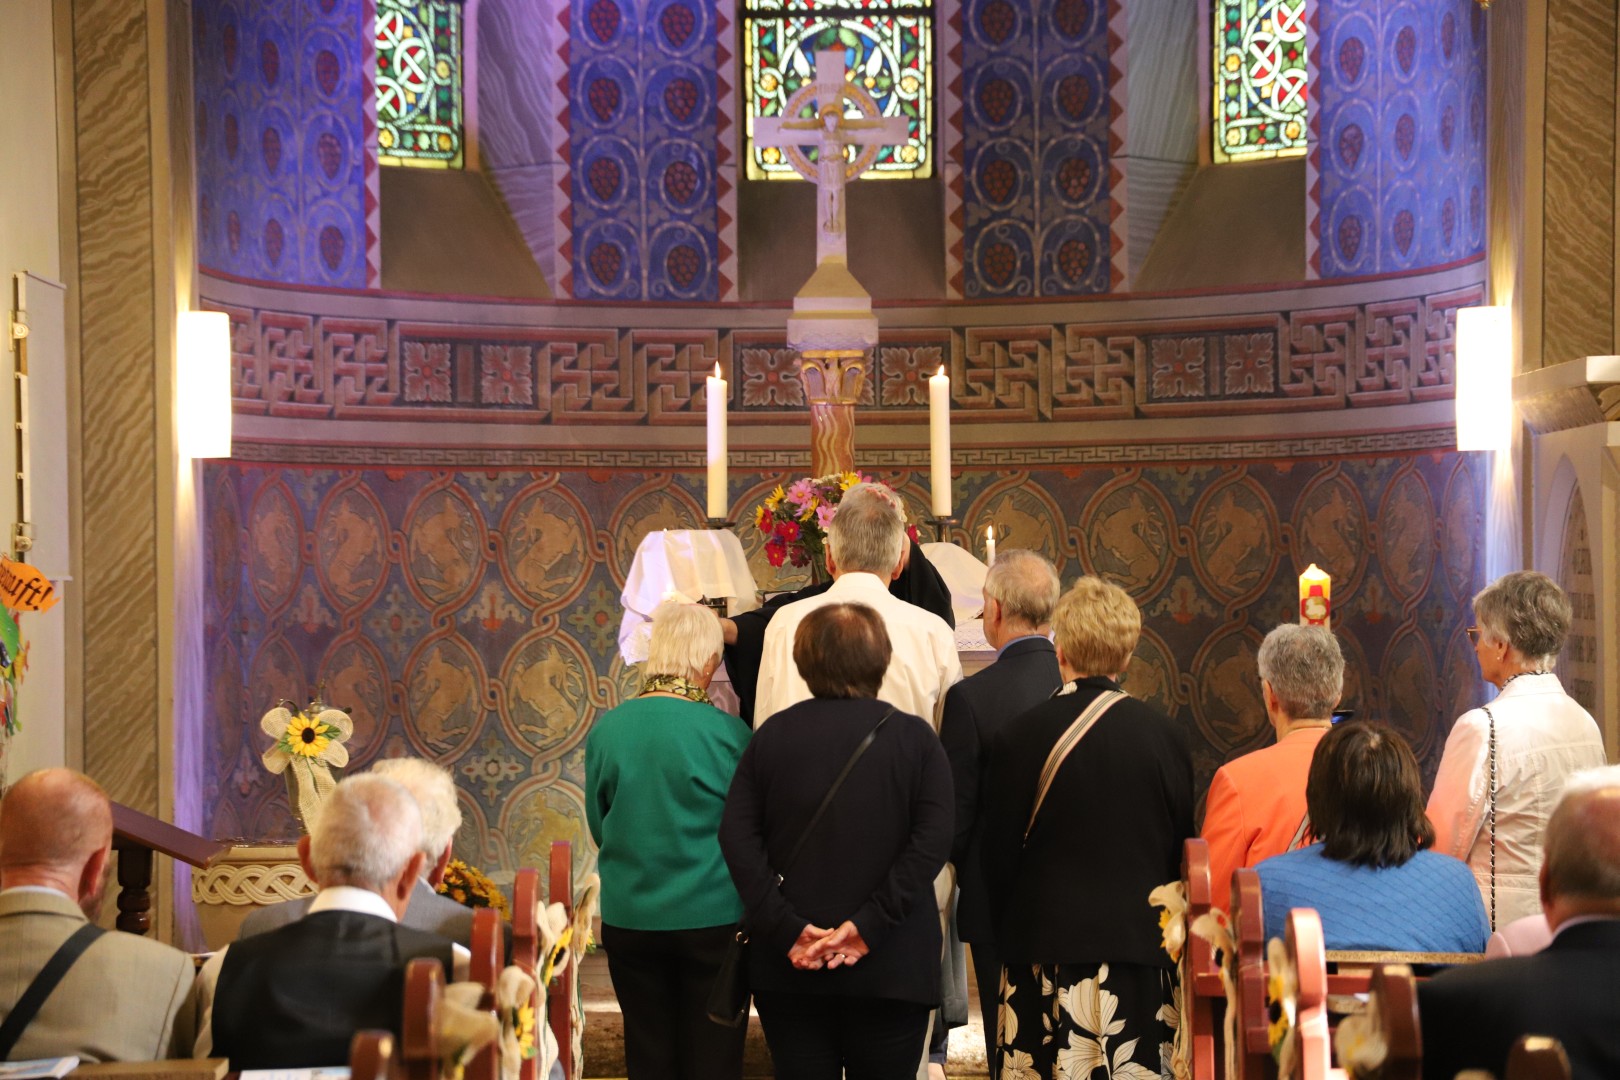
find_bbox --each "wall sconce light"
[178,310,232,459]
[1454,305,1512,452]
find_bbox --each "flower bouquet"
[753,472,918,575]
[439,857,512,919]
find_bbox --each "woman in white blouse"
[1427,571,1606,927]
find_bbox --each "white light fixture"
[1454,305,1512,452]
[178,310,232,459]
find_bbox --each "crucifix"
[753,49,910,265]
[752,49,909,474]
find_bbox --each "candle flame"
[985,525,993,538]
[936,365,945,377]
[713,363,721,378]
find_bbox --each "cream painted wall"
[0,0,71,782]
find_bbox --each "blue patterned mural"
[193,0,374,288]
[568,0,723,301]
[958,0,1117,298]
[1313,0,1487,277]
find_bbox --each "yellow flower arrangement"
[259,695,354,830]
[437,858,512,919]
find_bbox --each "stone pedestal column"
[799,349,867,476]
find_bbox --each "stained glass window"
[1213,0,1307,163]
[743,0,934,180]
[377,0,464,168]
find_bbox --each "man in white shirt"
[237,757,495,952]
[192,773,469,1067]
[755,482,961,727]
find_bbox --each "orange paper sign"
[0,558,60,613]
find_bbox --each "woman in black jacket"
[980,577,1195,1080]
[719,601,953,1080]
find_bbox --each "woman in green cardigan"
[586,600,751,1080]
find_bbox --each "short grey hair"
[371,757,462,860]
[645,600,723,681]
[1543,765,1620,903]
[1256,625,1345,720]
[1473,570,1571,664]
[984,549,1060,628]
[308,774,424,893]
[827,483,905,576]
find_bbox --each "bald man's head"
[0,769,115,916]
[1541,767,1620,927]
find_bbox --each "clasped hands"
[787,920,869,971]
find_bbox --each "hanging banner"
[0,557,59,613]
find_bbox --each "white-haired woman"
[586,601,751,1079]
[1428,570,1606,927]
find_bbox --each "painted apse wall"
[192,0,1492,881]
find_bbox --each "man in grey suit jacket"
[0,769,197,1062]
[238,757,481,946]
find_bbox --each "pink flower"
[815,504,837,531]
[785,478,817,513]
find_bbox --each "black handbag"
[706,707,896,1027]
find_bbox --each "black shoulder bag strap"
[0,922,107,1060]
[776,706,896,885]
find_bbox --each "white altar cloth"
[618,529,760,663]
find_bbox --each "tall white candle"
[985,524,996,566]
[929,365,951,517]
[706,363,728,519]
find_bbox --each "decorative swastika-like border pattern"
[205,276,1482,425]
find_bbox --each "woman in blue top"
[1256,721,1489,952]
[586,600,751,1079]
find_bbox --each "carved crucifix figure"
[753,49,910,264]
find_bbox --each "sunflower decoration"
[495,965,540,1080]
[438,858,513,920]
[259,692,354,830]
[1334,986,1390,1078]
[1266,936,1301,1078]
[1148,879,1193,1080]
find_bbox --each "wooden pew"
[1506,1036,1572,1080]
[1285,911,1423,1080]
[1230,868,1271,1080]
[466,907,504,1080]
[1181,838,1223,1080]
[512,868,543,1080]
[549,841,577,1080]
[348,1030,394,1080]
[401,956,444,1080]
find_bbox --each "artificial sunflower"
[260,696,354,830]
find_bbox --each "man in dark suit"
[192,774,464,1069]
[237,757,493,951]
[1420,766,1620,1080]
[938,549,1062,1063]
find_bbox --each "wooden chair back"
[465,907,504,1080]
[1231,868,1272,1080]
[348,1030,394,1080]
[1367,965,1422,1080]
[512,868,542,1080]
[1181,838,1221,1080]
[400,956,444,1080]
[1506,1036,1572,1080]
[1286,907,1335,1080]
[549,840,576,1080]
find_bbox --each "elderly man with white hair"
[193,773,467,1069]
[1420,765,1620,1080]
[754,482,961,727]
[237,756,482,946]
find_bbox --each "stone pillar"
[798,350,868,476]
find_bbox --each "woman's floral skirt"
[996,960,1176,1080]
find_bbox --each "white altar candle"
[929,365,951,517]
[985,524,996,566]
[706,363,728,519]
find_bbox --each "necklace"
[1501,670,1548,689]
[640,674,711,704]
